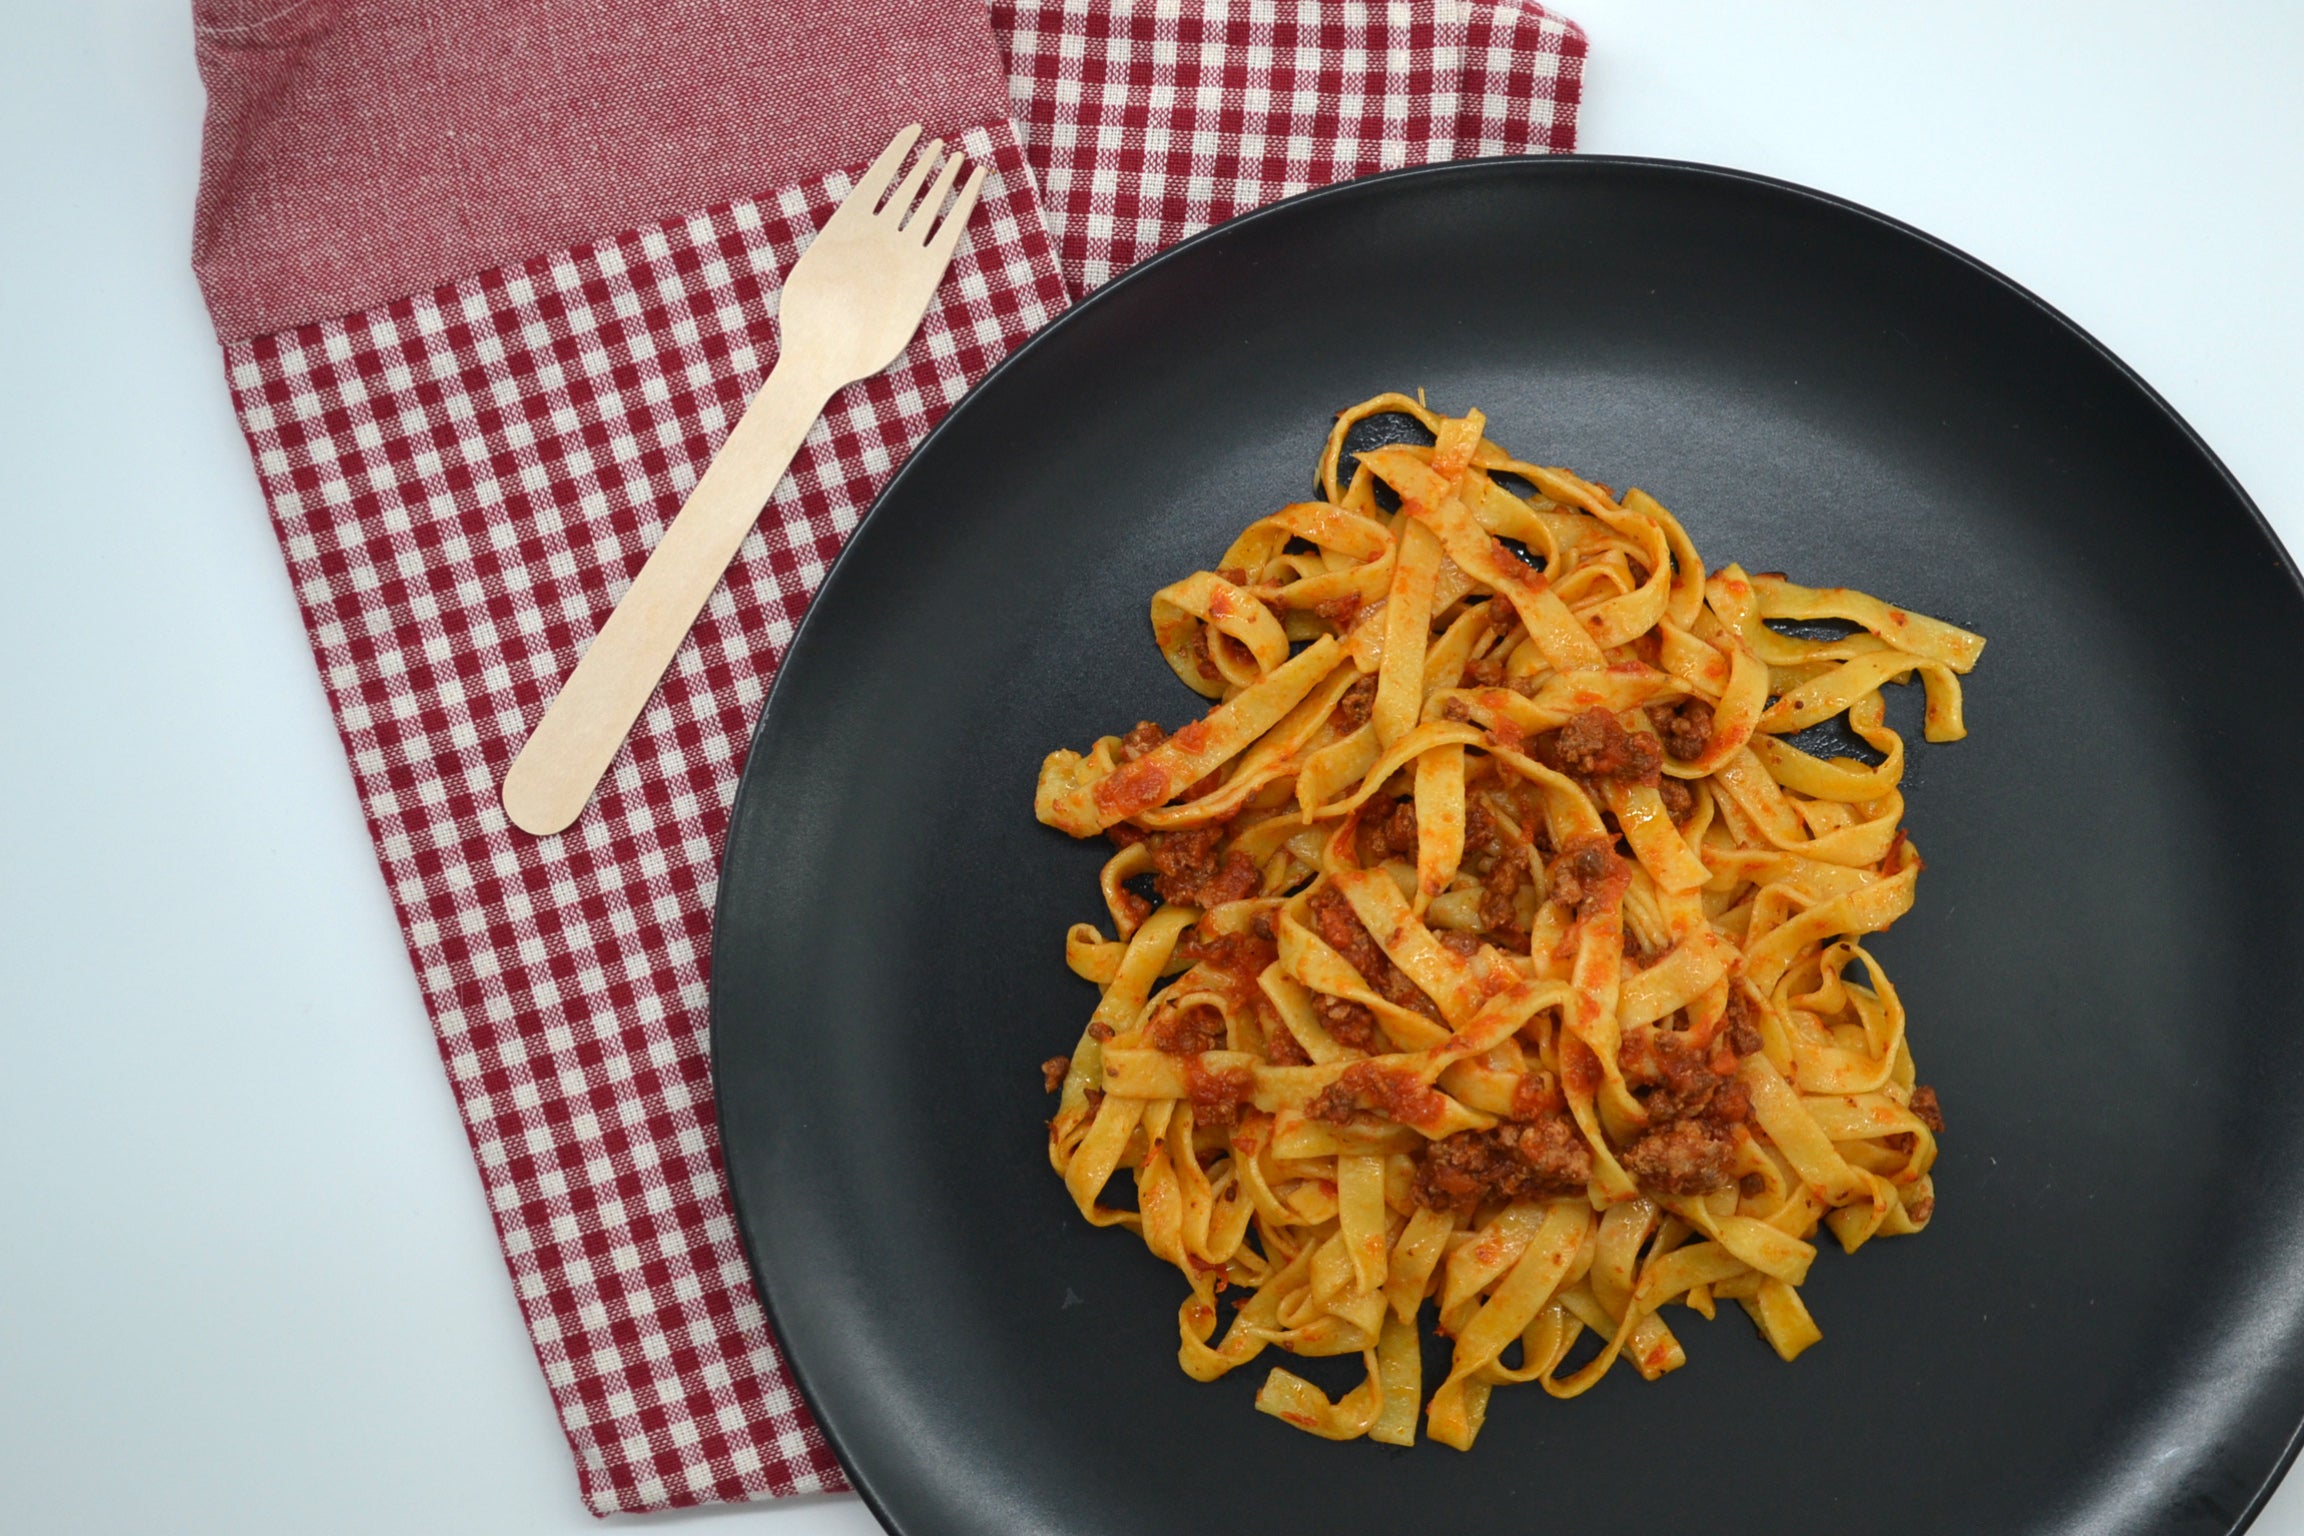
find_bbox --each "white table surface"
[3,1,2299,1531]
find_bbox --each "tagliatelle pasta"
[1034,395,1981,1450]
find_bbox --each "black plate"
[711,157,2304,1536]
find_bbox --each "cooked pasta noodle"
[1035,394,1979,1449]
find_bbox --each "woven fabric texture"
[994,0,1584,291]
[191,0,1014,339]
[209,0,1582,1514]
[225,126,1065,1512]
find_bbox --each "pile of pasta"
[1035,394,1982,1450]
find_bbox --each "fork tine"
[880,137,944,221]
[901,149,968,239]
[925,163,990,265]
[845,123,923,212]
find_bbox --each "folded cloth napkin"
[194,0,1582,1513]
[997,0,1583,292]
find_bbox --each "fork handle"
[501,359,837,836]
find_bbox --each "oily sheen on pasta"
[1034,394,1981,1450]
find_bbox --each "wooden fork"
[501,125,987,836]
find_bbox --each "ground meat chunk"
[1461,793,1542,951]
[1409,1130,1509,1207]
[1616,1014,1761,1196]
[1546,833,1629,923]
[1910,1084,1945,1133]
[1175,918,1280,990]
[1907,1194,1936,1225]
[1619,1119,1738,1195]
[1315,593,1365,633]
[1263,1019,1312,1066]
[1306,883,1389,978]
[1309,1081,1360,1124]
[1116,720,1168,763]
[1410,1117,1592,1213]
[1656,776,1696,823]
[1356,795,1419,866]
[1619,1024,1753,1126]
[1333,672,1378,730]
[1386,797,1420,855]
[1305,884,1442,1021]
[1464,798,1507,858]
[1146,824,1259,909]
[1506,1115,1593,1193]
[1148,823,1224,893]
[1102,730,1169,851]
[1041,1056,1070,1093]
[1184,1057,1257,1129]
[1506,1067,1566,1122]
[1147,1002,1227,1056]
[1311,992,1385,1052]
[1464,647,1508,689]
[1382,801,1419,861]
[1306,1062,1449,1128]
[1188,626,1221,684]
[1537,707,1662,785]
[1739,1171,1767,1199]
[1646,697,1715,762]
[1723,989,1764,1058]
[1706,1076,1752,1125]
[1192,1095,1247,1130]
[1477,846,1529,937]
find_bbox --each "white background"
[3,2,2298,1532]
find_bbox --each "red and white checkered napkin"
[202,0,1581,1514]
[998,0,1585,292]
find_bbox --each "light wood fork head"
[776,124,988,393]
[497,125,987,837]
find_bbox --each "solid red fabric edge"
[190,0,1015,343]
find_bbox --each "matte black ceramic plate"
[711,158,2304,1536]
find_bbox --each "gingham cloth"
[212,0,1582,1514]
[999,0,1585,291]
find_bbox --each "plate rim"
[709,151,2301,1536]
